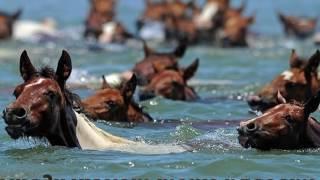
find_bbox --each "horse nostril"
[246,122,258,132]
[12,107,27,120]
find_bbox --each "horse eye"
[105,100,117,108]
[45,91,56,99]
[285,115,294,124]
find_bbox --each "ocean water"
[0,0,319,178]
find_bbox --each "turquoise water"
[0,0,320,178]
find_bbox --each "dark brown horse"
[0,9,21,39]
[238,91,320,150]
[84,0,132,43]
[82,74,153,123]
[139,58,199,101]
[133,41,187,85]
[278,13,317,39]
[2,50,187,154]
[248,50,320,112]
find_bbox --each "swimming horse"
[247,50,320,112]
[2,50,189,154]
[238,91,320,150]
[82,74,153,123]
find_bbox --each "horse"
[219,14,254,47]
[84,0,132,43]
[82,74,153,123]
[139,58,199,101]
[133,41,187,85]
[137,0,199,42]
[278,13,317,39]
[2,50,189,154]
[238,91,320,150]
[247,50,320,112]
[0,9,21,39]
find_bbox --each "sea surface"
[0,0,319,178]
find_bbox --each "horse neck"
[46,105,80,148]
[302,117,320,148]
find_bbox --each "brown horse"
[220,14,254,47]
[2,50,188,154]
[136,0,199,36]
[278,13,317,39]
[248,50,320,112]
[133,41,187,85]
[84,0,132,43]
[238,91,320,150]
[139,58,199,101]
[0,10,21,39]
[82,74,153,122]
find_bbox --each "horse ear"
[143,41,154,57]
[305,50,320,73]
[173,40,187,58]
[56,50,72,89]
[20,50,36,82]
[238,0,247,13]
[101,75,111,89]
[289,49,299,68]
[12,9,22,20]
[304,91,320,115]
[276,90,286,104]
[121,74,137,103]
[183,58,199,81]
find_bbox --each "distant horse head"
[133,41,187,85]
[84,0,133,43]
[0,9,21,39]
[248,50,320,112]
[2,50,84,147]
[278,12,317,39]
[239,91,320,150]
[139,58,199,101]
[82,74,153,122]
[137,0,197,31]
[221,14,254,47]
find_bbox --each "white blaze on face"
[25,78,46,89]
[99,22,117,43]
[195,2,218,28]
[281,70,294,81]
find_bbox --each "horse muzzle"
[3,107,29,139]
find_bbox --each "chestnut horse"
[220,12,254,47]
[2,50,188,154]
[0,9,21,39]
[82,74,153,122]
[139,58,199,101]
[278,13,317,39]
[238,91,320,150]
[248,50,320,112]
[133,41,187,85]
[84,0,132,43]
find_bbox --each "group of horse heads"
[3,47,320,153]
[1,0,320,154]
[0,0,318,46]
